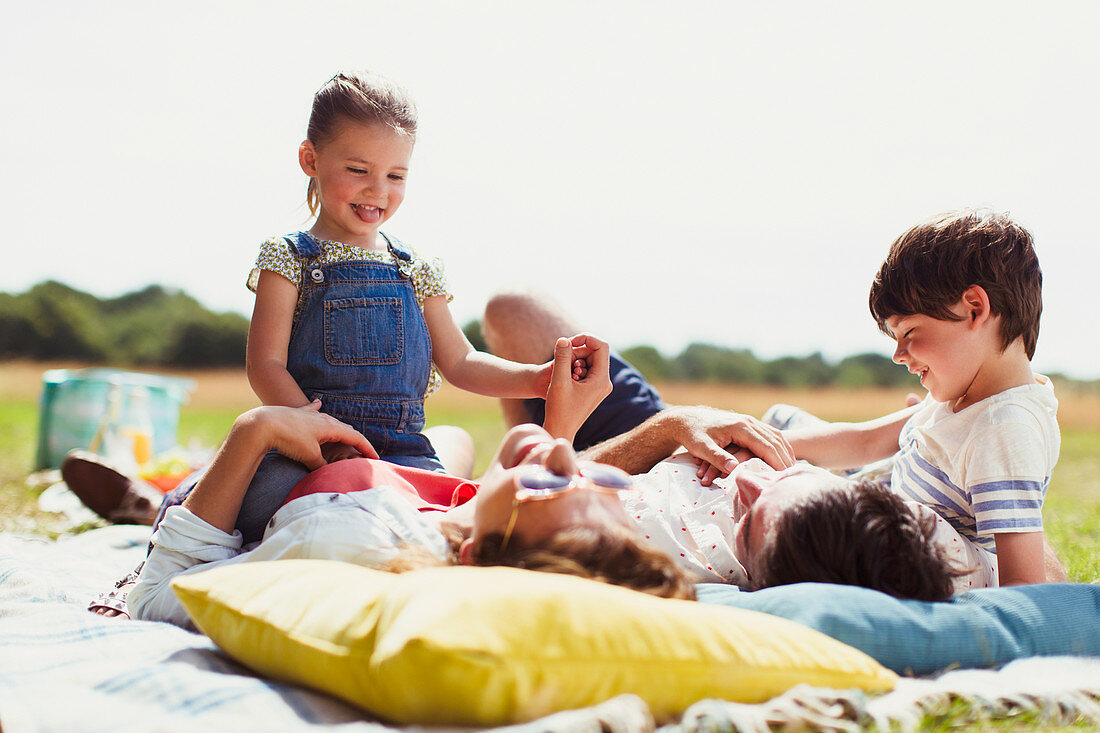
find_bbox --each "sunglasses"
[500,462,635,551]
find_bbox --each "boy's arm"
[423,296,573,398]
[994,531,1047,585]
[784,406,917,469]
[246,270,311,407]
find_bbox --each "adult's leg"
[483,287,582,429]
[424,425,475,479]
[483,287,666,451]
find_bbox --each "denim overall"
[154,231,443,545]
[286,230,439,462]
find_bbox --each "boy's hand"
[694,443,759,486]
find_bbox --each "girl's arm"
[784,406,917,469]
[246,270,311,407]
[994,531,1047,586]
[423,296,553,398]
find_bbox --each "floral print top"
[247,233,452,397]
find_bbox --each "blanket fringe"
[667,657,1100,732]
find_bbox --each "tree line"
[0,281,248,367]
[4,282,1091,390]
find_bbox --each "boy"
[782,209,1058,587]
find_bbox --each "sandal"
[60,451,162,525]
[88,569,140,619]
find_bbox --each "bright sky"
[4,2,1099,379]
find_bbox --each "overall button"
[310,269,325,283]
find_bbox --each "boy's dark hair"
[868,209,1043,359]
[751,479,961,602]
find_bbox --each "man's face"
[730,459,850,581]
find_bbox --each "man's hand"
[666,406,795,485]
[542,333,612,441]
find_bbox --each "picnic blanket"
[2,526,1099,732]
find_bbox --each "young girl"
[236,71,589,541]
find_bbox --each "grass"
[1,362,1097,585]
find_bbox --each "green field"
[0,364,1096,584]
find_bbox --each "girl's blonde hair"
[304,71,419,215]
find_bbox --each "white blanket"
[2,526,1097,732]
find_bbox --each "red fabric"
[284,458,478,512]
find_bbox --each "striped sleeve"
[965,422,1049,537]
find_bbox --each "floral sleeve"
[246,237,301,293]
[410,255,453,304]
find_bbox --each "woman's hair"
[304,70,419,215]
[388,524,696,600]
[751,479,963,601]
[471,527,697,600]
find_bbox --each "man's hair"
[868,209,1043,359]
[751,479,960,601]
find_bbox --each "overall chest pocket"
[323,297,404,366]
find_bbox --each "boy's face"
[885,298,989,407]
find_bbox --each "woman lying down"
[130,339,959,628]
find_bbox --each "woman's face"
[730,459,850,581]
[463,425,636,559]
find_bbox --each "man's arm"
[581,405,795,476]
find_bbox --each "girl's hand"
[532,332,601,396]
[321,441,369,464]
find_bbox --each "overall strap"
[381,232,414,262]
[380,232,416,279]
[285,231,324,258]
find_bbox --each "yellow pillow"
[173,561,895,726]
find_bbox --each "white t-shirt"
[890,376,1060,554]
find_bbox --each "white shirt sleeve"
[128,488,452,629]
[128,506,245,629]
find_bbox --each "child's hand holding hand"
[533,333,600,397]
[542,334,613,440]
